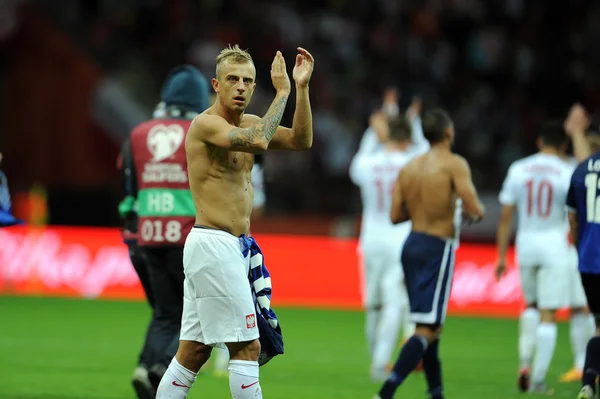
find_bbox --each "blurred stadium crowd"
[2,0,600,220]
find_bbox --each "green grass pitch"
[0,296,583,398]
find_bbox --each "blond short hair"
[216,44,254,78]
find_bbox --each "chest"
[208,146,254,173]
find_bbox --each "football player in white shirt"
[495,122,579,394]
[350,94,429,381]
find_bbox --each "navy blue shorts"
[401,232,456,325]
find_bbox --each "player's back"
[400,149,458,239]
[568,153,600,274]
[353,150,413,250]
[504,153,573,237]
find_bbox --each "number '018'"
[141,220,182,242]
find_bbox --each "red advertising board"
[0,225,568,318]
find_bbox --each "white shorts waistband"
[190,225,239,244]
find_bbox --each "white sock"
[398,284,415,340]
[156,358,197,399]
[366,309,381,356]
[531,322,558,384]
[403,322,416,340]
[570,313,589,370]
[587,314,597,338]
[229,360,262,398]
[519,308,540,369]
[401,304,416,340]
[214,347,230,371]
[372,306,401,373]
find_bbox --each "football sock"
[531,322,557,384]
[372,305,402,373]
[156,358,196,398]
[423,339,443,398]
[366,309,382,357]
[214,347,230,371]
[519,308,540,369]
[378,335,428,398]
[571,313,590,370]
[229,360,262,398]
[582,336,600,391]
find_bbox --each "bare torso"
[187,109,257,237]
[400,148,458,239]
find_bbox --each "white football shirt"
[350,116,429,252]
[350,150,414,251]
[499,153,575,235]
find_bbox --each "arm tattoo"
[228,97,288,148]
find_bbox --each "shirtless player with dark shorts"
[374,108,485,399]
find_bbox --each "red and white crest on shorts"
[245,314,256,329]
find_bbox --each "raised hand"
[406,96,422,120]
[369,110,389,143]
[382,87,399,117]
[383,87,398,106]
[292,47,314,87]
[564,103,590,136]
[271,51,291,96]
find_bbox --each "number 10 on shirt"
[525,179,553,218]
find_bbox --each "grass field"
[0,296,584,399]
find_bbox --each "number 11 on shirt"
[375,178,395,212]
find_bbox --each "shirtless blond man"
[155,45,314,399]
[374,108,485,399]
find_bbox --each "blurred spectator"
[0,0,28,43]
[0,153,23,227]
